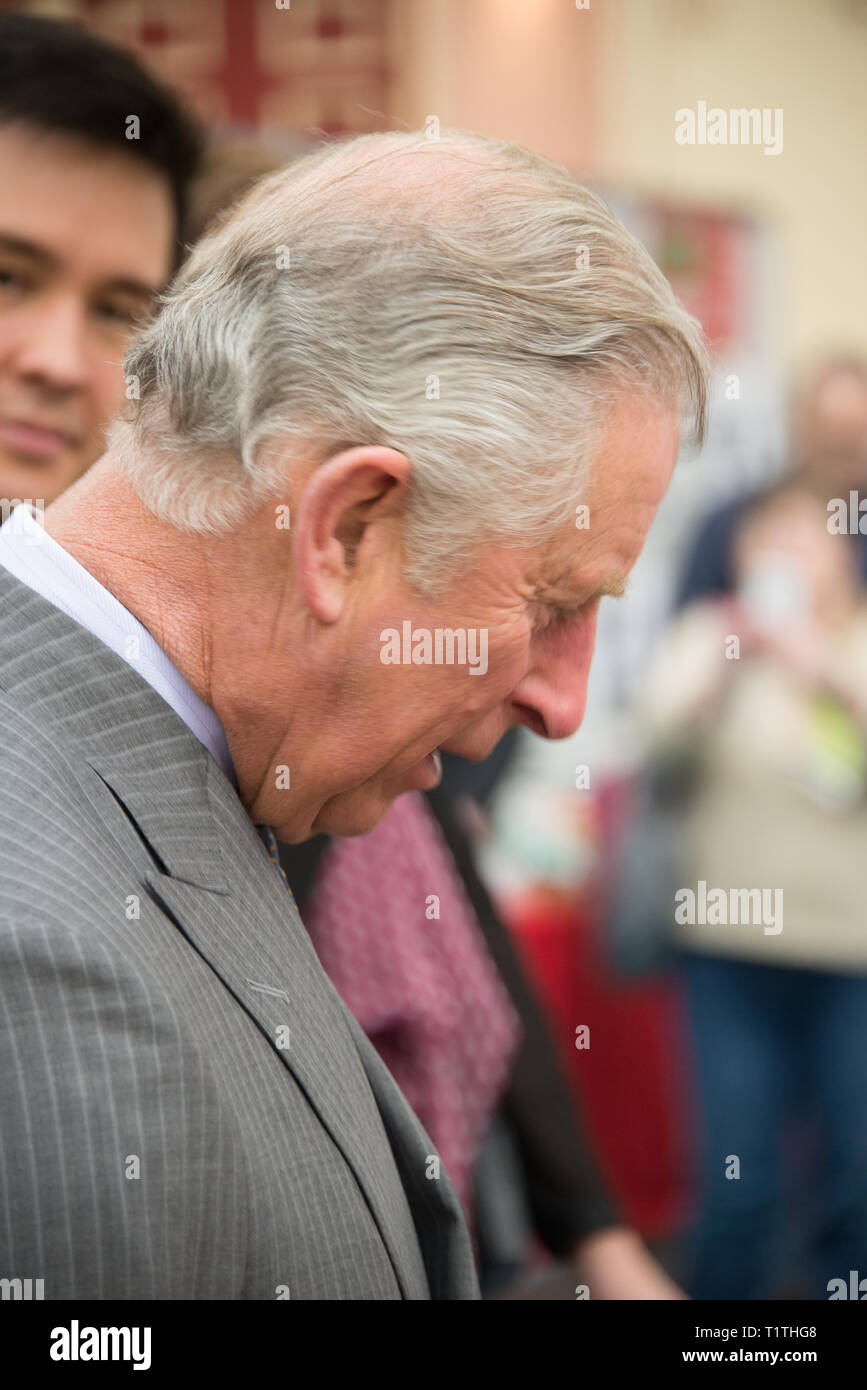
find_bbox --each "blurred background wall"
[14,0,865,366]
[394,0,866,369]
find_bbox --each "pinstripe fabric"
[0,569,480,1300]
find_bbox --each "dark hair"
[0,12,202,265]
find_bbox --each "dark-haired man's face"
[0,125,174,508]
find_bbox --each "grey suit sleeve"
[0,914,248,1300]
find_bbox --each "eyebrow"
[590,573,629,601]
[540,571,630,608]
[0,232,161,301]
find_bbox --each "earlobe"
[292,445,411,625]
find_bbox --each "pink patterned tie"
[300,792,522,1225]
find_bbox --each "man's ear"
[292,445,411,623]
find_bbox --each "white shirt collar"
[0,503,235,784]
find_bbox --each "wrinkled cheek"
[469,632,530,702]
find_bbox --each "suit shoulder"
[0,694,139,932]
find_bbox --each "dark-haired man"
[0,13,200,508]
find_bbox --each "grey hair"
[109,128,709,593]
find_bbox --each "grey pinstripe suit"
[0,569,480,1300]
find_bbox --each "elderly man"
[0,130,707,1300]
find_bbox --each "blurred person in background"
[677,358,867,607]
[0,12,201,510]
[642,484,867,1299]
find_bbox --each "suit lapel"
[91,736,430,1299]
[0,571,430,1298]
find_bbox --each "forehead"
[0,122,174,287]
[534,394,680,597]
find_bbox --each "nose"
[12,293,90,394]
[509,602,600,740]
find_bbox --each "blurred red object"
[504,871,694,1240]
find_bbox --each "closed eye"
[551,604,585,625]
[530,601,585,634]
